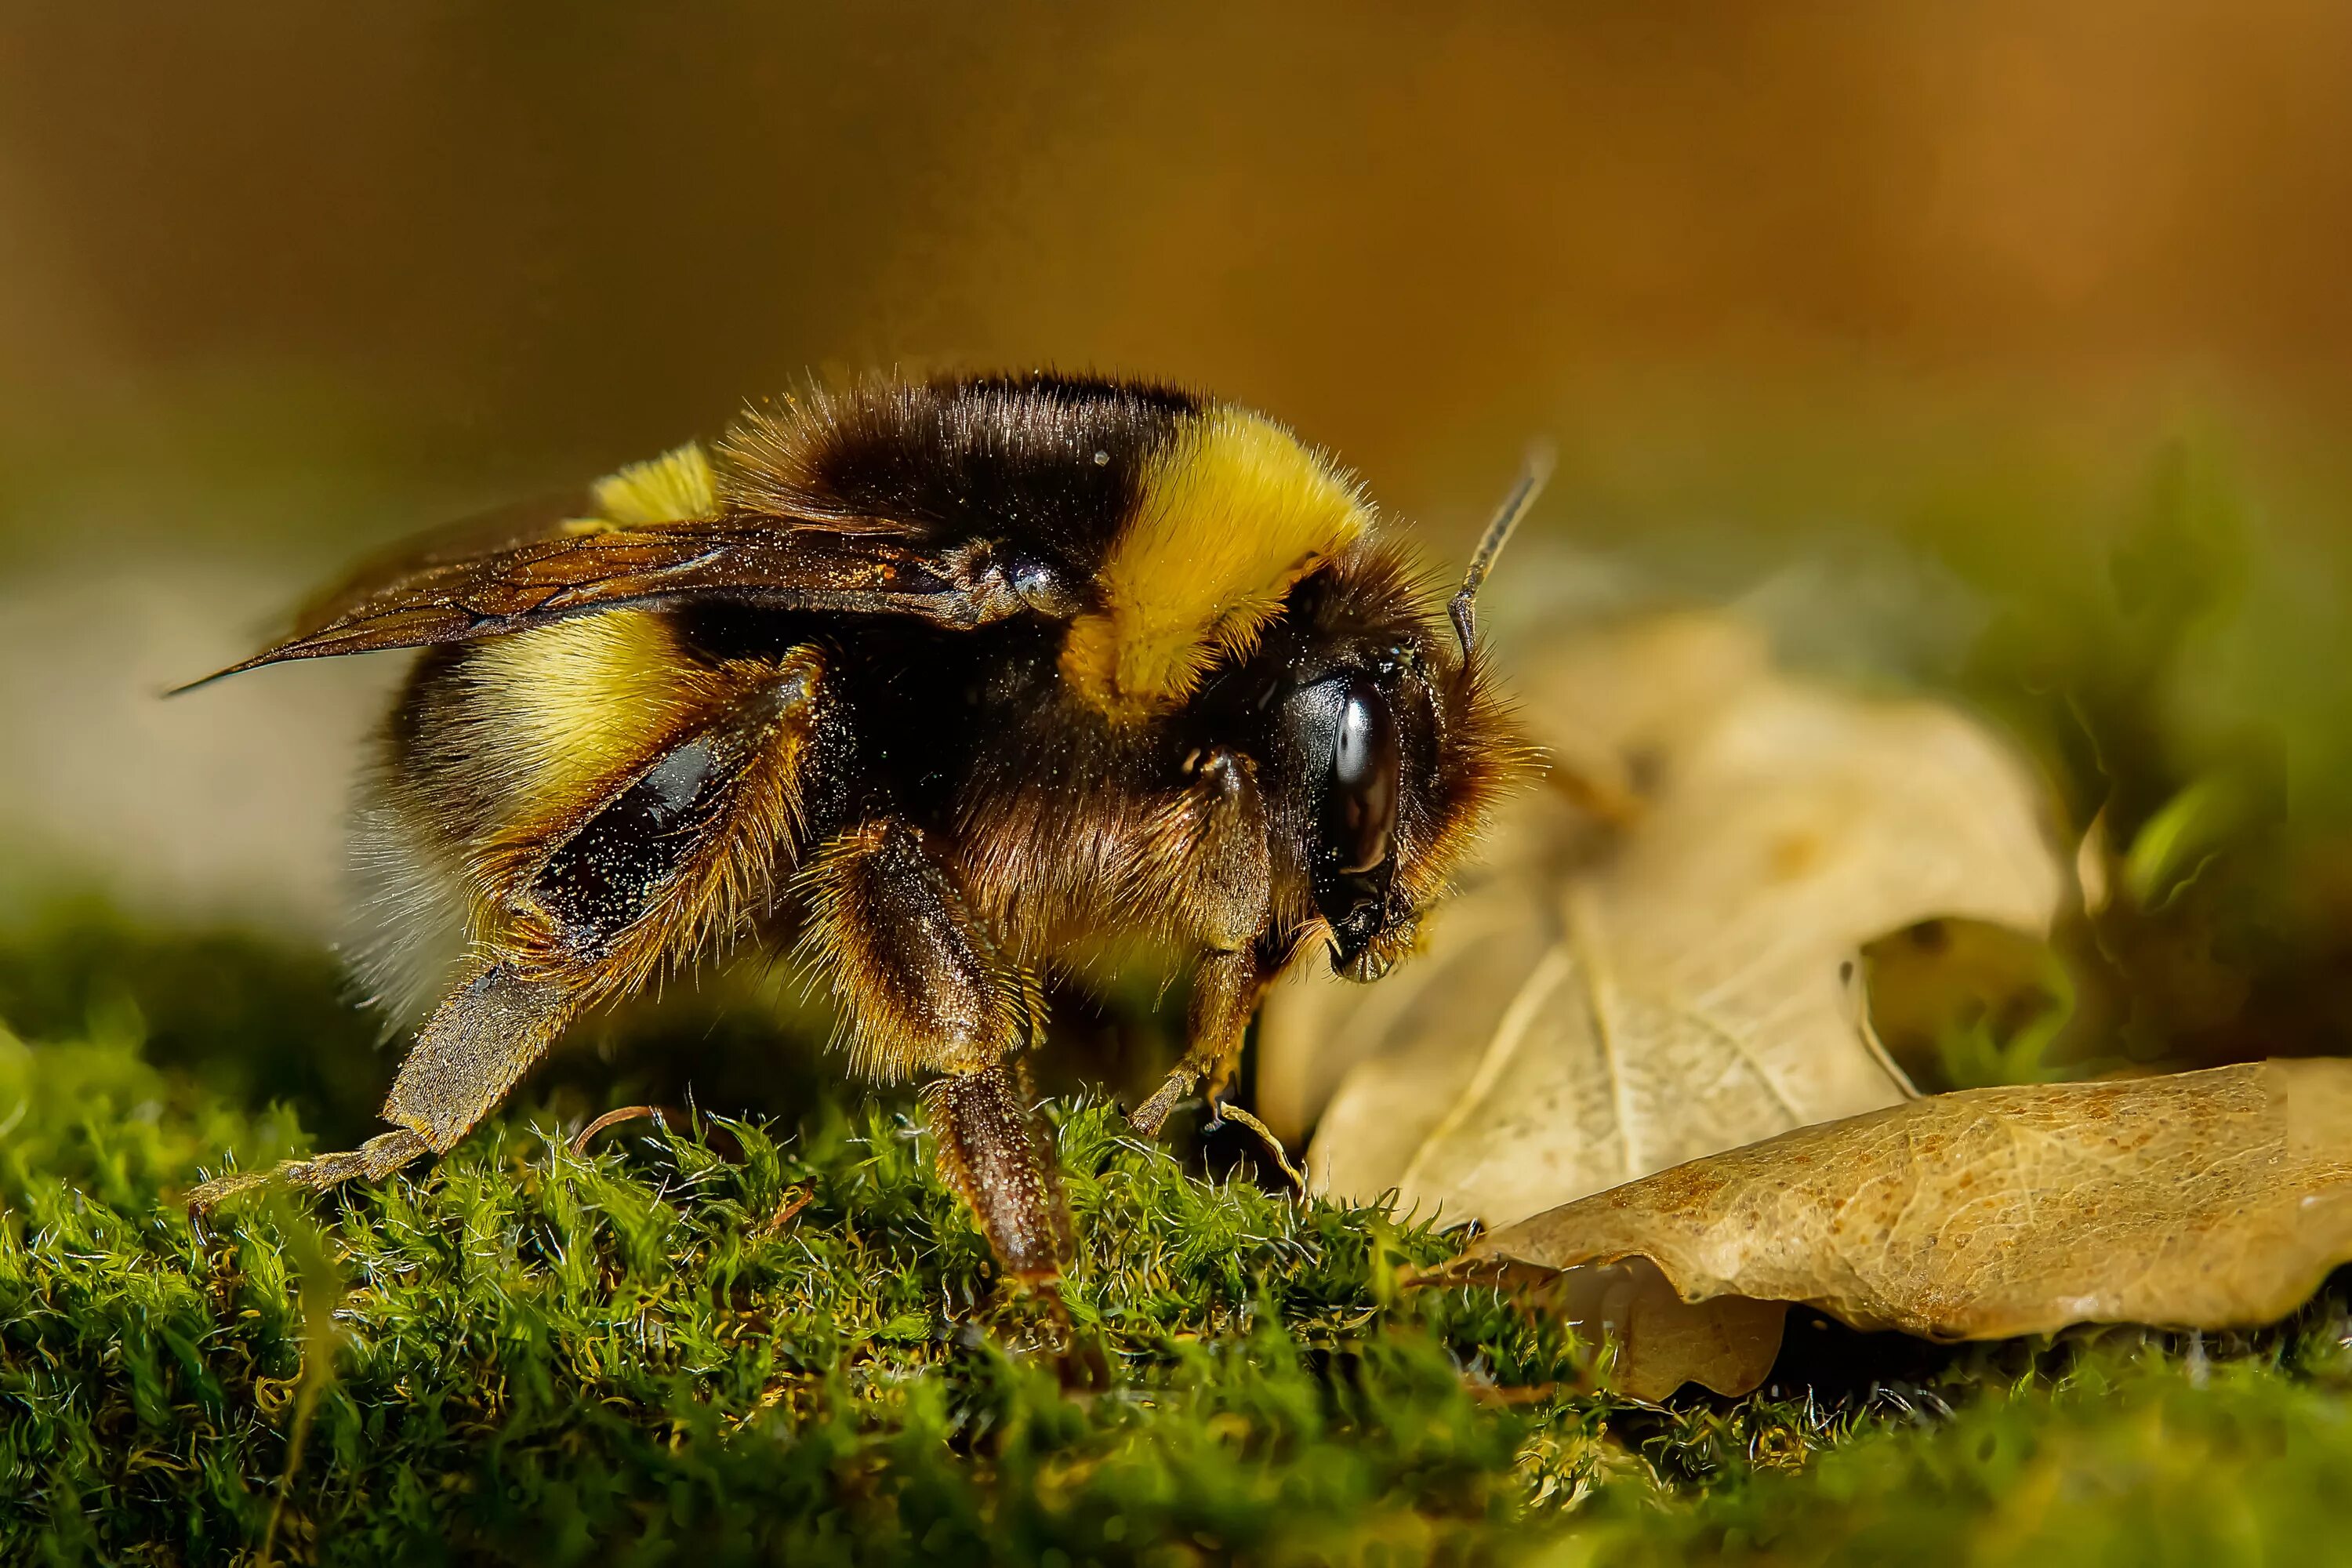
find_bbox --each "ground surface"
[5,929,2350,1568]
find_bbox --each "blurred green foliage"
[0,902,384,1146]
[1804,436,2351,1084]
[1566,1348,2352,1566]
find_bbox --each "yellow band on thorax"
[1060,406,1367,720]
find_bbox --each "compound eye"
[1327,677,1398,874]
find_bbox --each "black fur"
[724,372,1201,575]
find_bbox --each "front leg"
[803,819,1071,1283]
[1126,745,1278,1138]
[1131,947,1269,1138]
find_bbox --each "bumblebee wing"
[184,506,1037,688]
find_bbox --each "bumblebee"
[187,372,1532,1282]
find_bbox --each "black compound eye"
[1327,677,1398,875]
[1281,670,1404,973]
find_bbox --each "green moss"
[0,1019,1563,1564]
[1566,1348,2352,1566]
[5,975,2352,1565]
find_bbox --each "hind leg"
[191,632,827,1212]
[190,955,588,1212]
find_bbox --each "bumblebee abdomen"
[358,609,827,1011]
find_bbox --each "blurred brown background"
[2,1,2348,936]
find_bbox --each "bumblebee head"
[1214,474,1537,981]
[1040,390,1541,981]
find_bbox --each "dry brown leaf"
[1260,612,2063,1229]
[1511,1255,1793,1402]
[1431,1059,2352,1399]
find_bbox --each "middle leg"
[802,818,1070,1282]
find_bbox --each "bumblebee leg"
[192,639,827,1215]
[803,819,1070,1280]
[1120,750,1276,1138]
[279,1130,434,1189]
[924,1061,1073,1283]
[187,965,583,1212]
[1127,746,1271,953]
[1131,948,1265,1138]
[379,965,584,1151]
[187,1131,434,1209]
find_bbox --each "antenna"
[1447,440,1555,656]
